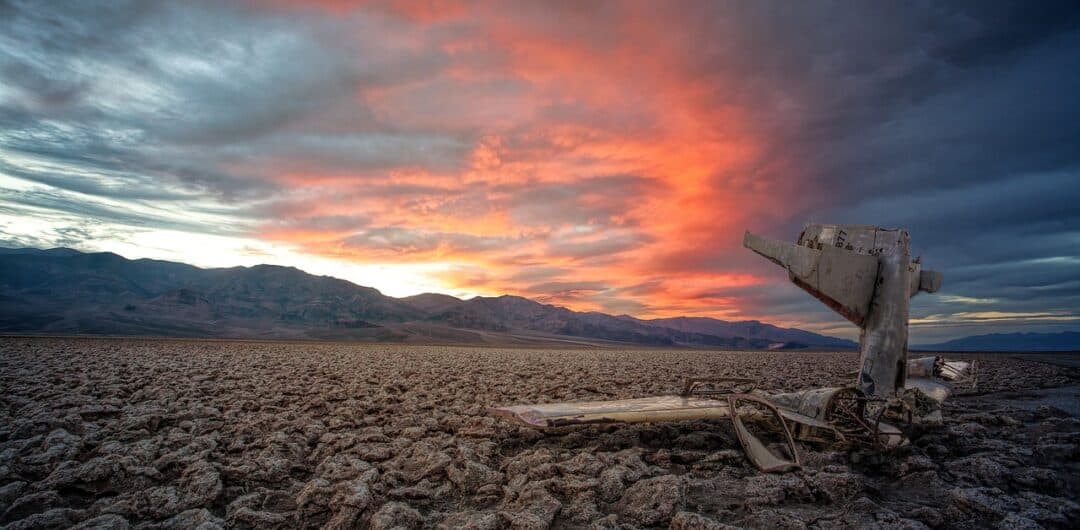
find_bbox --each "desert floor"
[0,338,1077,529]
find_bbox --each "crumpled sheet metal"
[907,356,974,383]
[767,387,856,444]
[768,387,850,420]
[902,356,977,424]
[904,356,978,406]
[905,377,952,405]
[907,356,943,378]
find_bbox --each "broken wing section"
[489,395,734,428]
[490,393,802,472]
[744,231,879,325]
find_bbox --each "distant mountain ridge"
[0,246,856,348]
[639,316,857,349]
[914,332,1080,352]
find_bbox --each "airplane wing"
[489,395,735,428]
[490,392,804,472]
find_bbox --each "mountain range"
[913,332,1080,352]
[3,247,1074,351]
[0,247,856,349]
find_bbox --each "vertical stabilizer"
[745,224,942,398]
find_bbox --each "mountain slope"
[914,331,1080,352]
[0,249,423,338]
[400,293,464,314]
[426,295,785,348]
[0,247,851,347]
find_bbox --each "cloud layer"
[1,0,1078,341]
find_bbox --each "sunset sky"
[1,0,1078,341]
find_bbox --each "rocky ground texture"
[0,338,1077,529]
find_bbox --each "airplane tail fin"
[743,230,879,326]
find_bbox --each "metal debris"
[490,224,974,472]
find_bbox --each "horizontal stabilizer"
[744,231,879,325]
[919,269,943,293]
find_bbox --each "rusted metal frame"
[867,401,894,449]
[829,393,877,446]
[828,392,904,449]
[726,393,802,472]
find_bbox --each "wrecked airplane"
[490,224,976,472]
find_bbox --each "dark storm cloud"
[687,0,1080,209]
[0,1,281,202]
[694,0,1080,339]
[929,2,1080,67]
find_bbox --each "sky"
[1,0,1078,342]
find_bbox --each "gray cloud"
[0,0,464,205]
[0,0,1076,340]
[545,230,654,260]
[341,227,520,256]
[505,175,662,228]
[264,215,372,233]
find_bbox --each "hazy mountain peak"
[401,293,463,313]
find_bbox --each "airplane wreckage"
[491,224,976,472]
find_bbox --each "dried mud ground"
[1,338,1078,529]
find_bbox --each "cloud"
[0,0,1076,340]
[545,229,654,260]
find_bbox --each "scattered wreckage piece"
[490,224,974,473]
[490,378,912,472]
[492,378,804,472]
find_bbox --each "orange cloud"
[244,1,821,318]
